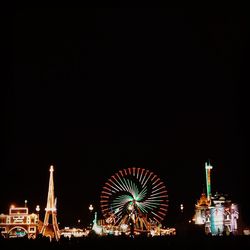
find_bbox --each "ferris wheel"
[100,167,168,231]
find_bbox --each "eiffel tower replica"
[41,165,60,241]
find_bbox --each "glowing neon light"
[205,162,213,200]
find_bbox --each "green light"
[205,162,213,200]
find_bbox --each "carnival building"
[193,162,239,235]
[0,205,40,239]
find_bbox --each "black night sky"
[3,9,250,228]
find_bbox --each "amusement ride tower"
[41,165,60,241]
[193,161,212,225]
[205,161,213,201]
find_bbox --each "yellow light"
[89,204,94,211]
[10,205,15,209]
[128,204,133,211]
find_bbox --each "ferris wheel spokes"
[100,167,168,231]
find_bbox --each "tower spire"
[205,161,213,201]
[41,165,60,241]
